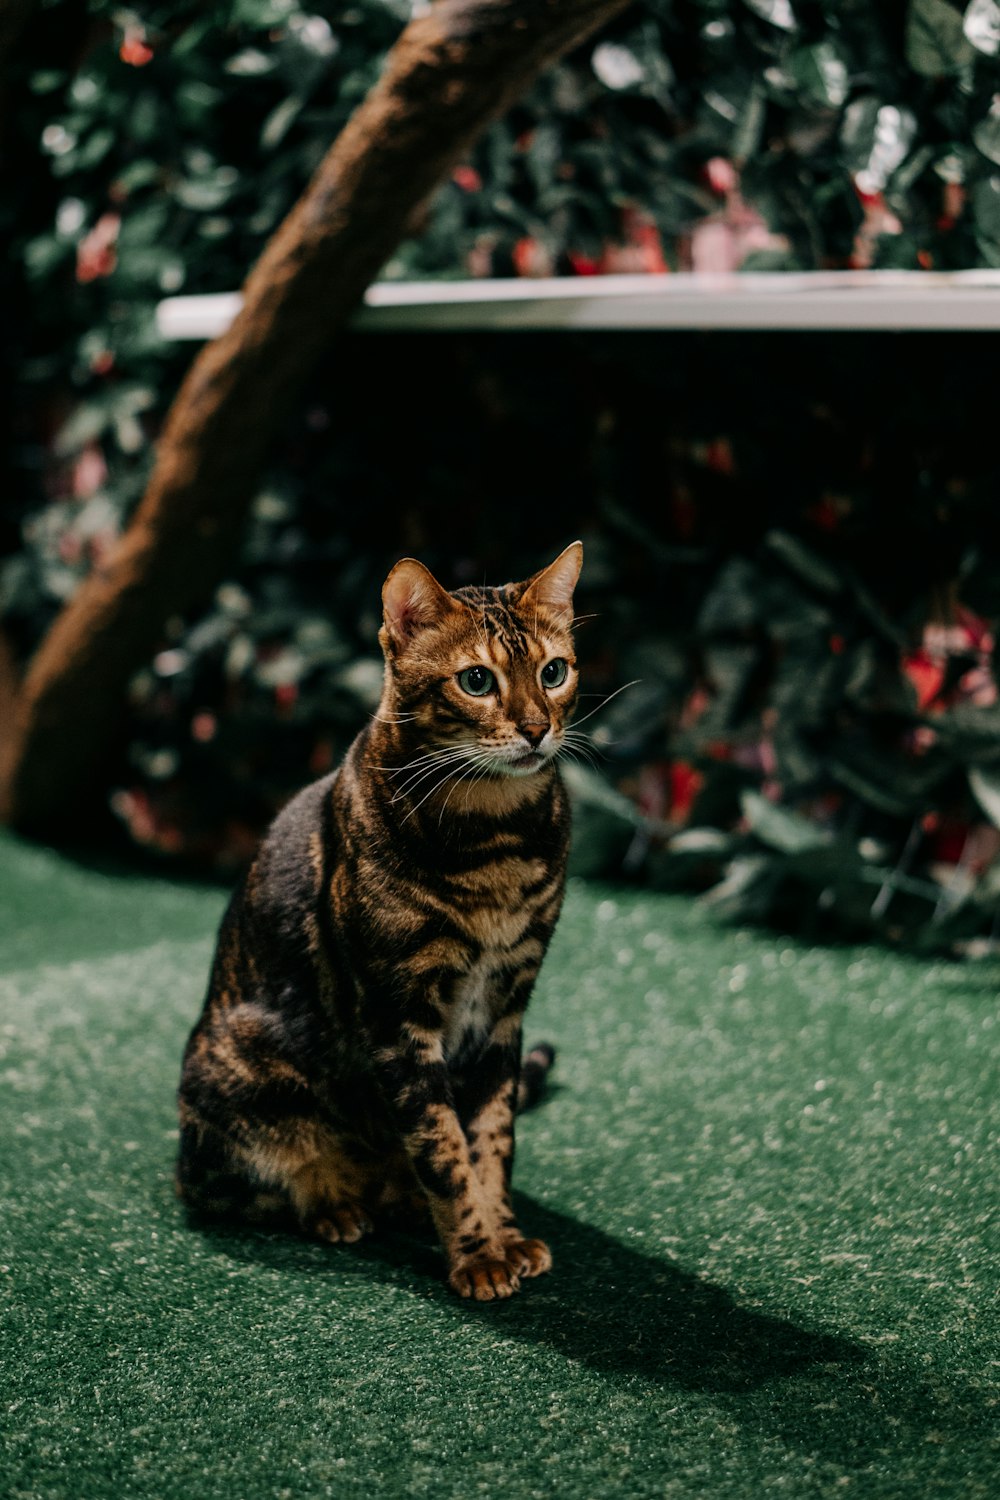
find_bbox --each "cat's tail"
[517,1042,556,1113]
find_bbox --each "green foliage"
[7,328,998,954]
[2,0,996,539]
[4,2,1000,949]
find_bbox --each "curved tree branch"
[1,0,631,830]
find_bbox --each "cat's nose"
[519,723,548,748]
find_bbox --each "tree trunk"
[0,0,631,831]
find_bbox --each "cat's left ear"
[517,541,583,623]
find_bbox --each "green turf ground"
[1,828,997,1499]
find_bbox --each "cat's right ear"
[381,559,458,650]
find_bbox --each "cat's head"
[378,543,582,778]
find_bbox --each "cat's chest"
[442,957,505,1062]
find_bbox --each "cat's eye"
[541,658,568,689]
[458,665,496,697]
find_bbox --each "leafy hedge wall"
[4,0,1000,949]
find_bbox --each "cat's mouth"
[499,748,549,776]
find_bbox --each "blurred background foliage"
[3,0,1000,949]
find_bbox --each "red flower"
[668,761,703,822]
[567,251,600,276]
[76,213,120,283]
[903,648,945,711]
[598,208,668,275]
[937,183,965,233]
[512,237,553,278]
[120,32,154,67]
[452,165,481,193]
[191,713,217,744]
[924,820,968,867]
[955,606,992,651]
[703,157,738,197]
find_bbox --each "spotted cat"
[177,543,582,1299]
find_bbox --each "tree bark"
[0,0,631,831]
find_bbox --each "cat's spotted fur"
[177,544,582,1299]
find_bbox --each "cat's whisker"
[401,754,481,824]
[391,751,474,804]
[561,728,604,753]
[399,747,481,800]
[565,679,641,730]
[451,754,502,818]
[381,746,466,778]
[563,723,626,750]
[396,745,459,764]
[557,741,602,771]
[387,752,472,801]
[473,753,501,791]
[437,752,492,824]
[383,758,450,792]
[557,738,602,770]
[386,743,472,773]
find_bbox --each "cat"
[176,542,582,1300]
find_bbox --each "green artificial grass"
[1,828,997,1500]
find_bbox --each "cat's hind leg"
[242,1120,376,1243]
[178,1102,376,1243]
[177,1004,374,1243]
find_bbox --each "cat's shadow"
[191,1188,855,1394]
[190,1192,993,1472]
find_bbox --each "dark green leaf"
[764,530,843,595]
[743,0,797,30]
[788,42,850,109]
[973,174,1000,264]
[906,0,975,76]
[741,790,832,853]
[969,766,1000,826]
[261,96,303,151]
[225,49,276,76]
[973,98,1000,165]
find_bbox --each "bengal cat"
[177,543,582,1300]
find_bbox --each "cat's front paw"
[448,1256,521,1301]
[503,1236,552,1279]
